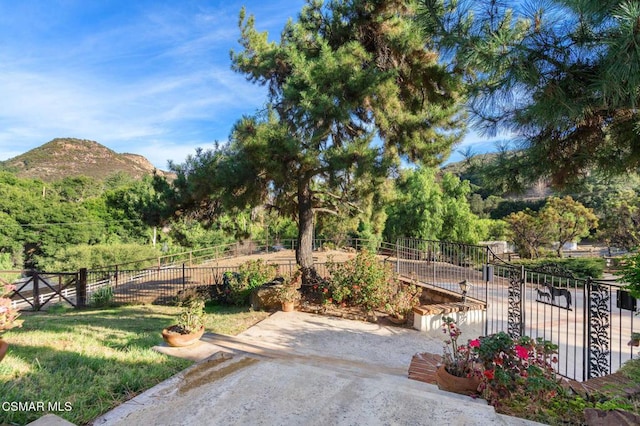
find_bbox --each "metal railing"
[6,237,636,383]
[390,238,637,382]
[84,261,334,306]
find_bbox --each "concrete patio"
[89,311,542,426]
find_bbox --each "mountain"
[0,138,173,182]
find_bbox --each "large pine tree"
[175,0,464,280]
[420,0,640,185]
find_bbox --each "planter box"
[413,302,486,332]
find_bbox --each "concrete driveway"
[91,312,542,426]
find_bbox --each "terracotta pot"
[0,338,8,363]
[435,365,482,396]
[281,301,295,312]
[161,326,205,347]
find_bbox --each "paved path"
[91,312,543,426]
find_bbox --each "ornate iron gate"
[501,264,628,381]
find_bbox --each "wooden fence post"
[77,268,87,308]
[33,272,40,311]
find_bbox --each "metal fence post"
[182,263,186,292]
[521,266,526,338]
[584,277,591,381]
[395,238,400,274]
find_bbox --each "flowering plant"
[473,331,561,407]
[440,317,482,378]
[277,270,302,303]
[0,282,21,333]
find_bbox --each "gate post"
[507,265,524,339]
[33,272,40,311]
[585,277,610,379]
[521,267,526,337]
[76,268,87,308]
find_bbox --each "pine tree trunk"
[296,180,315,284]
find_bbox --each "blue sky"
[0,0,502,170]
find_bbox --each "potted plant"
[436,317,483,396]
[473,331,560,408]
[0,282,22,362]
[161,296,205,347]
[277,270,301,312]
[629,332,640,347]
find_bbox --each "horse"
[542,281,572,308]
[536,287,551,302]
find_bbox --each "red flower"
[483,370,495,380]
[515,345,529,359]
[469,339,480,348]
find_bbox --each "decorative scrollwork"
[529,263,576,279]
[588,281,610,379]
[507,267,523,339]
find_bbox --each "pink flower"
[469,339,480,348]
[515,345,529,359]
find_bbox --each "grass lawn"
[0,304,269,425]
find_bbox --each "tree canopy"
[384,167,485,243]
[420,0,640,185]
[505,196,598,258]
[172,0,465,279]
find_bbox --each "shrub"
[620,252,640,299]
[385,281,421,318]
[36,243,160,271]
[513,257,605,279]
[91,286,114,307]
[326,250,396,311]
[223,260,277,306]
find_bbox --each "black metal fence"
[391,238,490,303]
[5,237,636,382]
[96,238,375,271]
[84,261,334,306]
[391,238,638,382]
[488,263,639,382]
